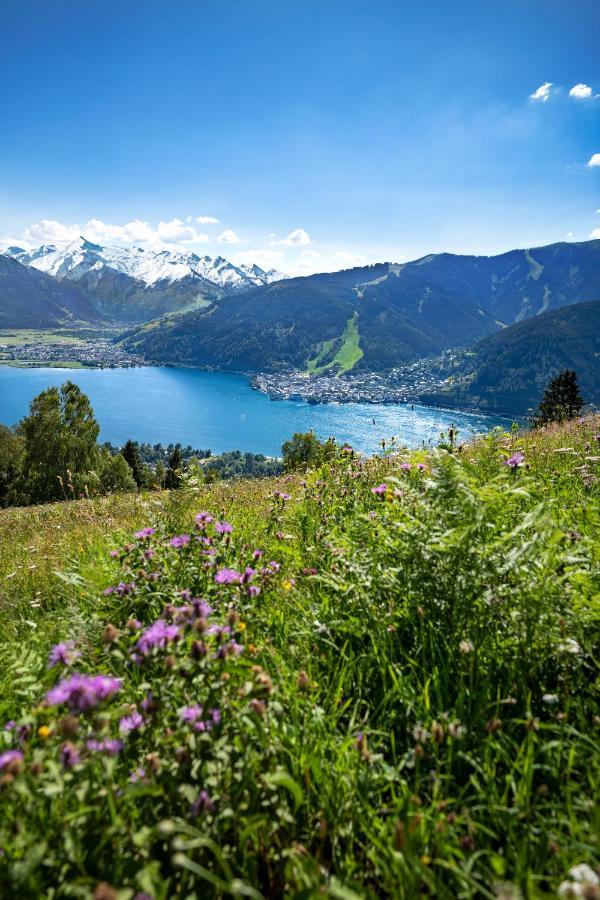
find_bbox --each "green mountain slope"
[424,298,600,413]
[124,239,600,372]
[0,255,99,328]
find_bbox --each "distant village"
[0,336,460,406]
[0,338,147,368]
[252,356,458,405]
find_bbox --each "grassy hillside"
[0,420,598,897]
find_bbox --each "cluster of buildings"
[252,358,454,405]
[0,338,146,368]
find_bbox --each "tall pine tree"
[165,444,183,489]
[121,440,144,488]
[536,370,584,426]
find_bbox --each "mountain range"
[4,238,284,323]
[2,237,600,412]
[121,239,600,373]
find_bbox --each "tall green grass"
[0,419,598,898]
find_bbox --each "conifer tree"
[165,444,184,489]
[121,439,144,488]
[536,369,584,425]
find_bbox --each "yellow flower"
[238,622,247,632]
[282,580,293,591]
[38,725,51,740]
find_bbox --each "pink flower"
[215,568,242,584]
[505,452,525,469]
[371,483,387,495]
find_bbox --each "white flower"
[558,638,582,655]
[542,693,559,705]
[569,863,599,885]
[558,881,582,898]
[459,640,474,654]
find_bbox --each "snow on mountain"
[7,238,286,292]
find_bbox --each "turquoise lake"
[0,366,513,456]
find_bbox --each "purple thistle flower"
[0,750,23,770]
[215,568,242,584]
[194,511,214,528]
[417,463,427,472]
[48,641,80,669]
[252,549,264,559]
[371,483,387,495]
[134,527,155,540]
[191,789,214,816]
[180,705,203,723]
[109,550,119,558]
[46,673,122,712]
[119,711,145,735]
[135,620,179,657]
[400,462,412,471]
[248,585,261,597]
[86,738,123,756]
[170,534,191,548]
[505,451,525,469]
[59,742,81,768]
[3,721,16,732]
[242,566,256,583]
[192,598,213,619]
[143,549,155,560]
[130,766,147,783]
[215,521,233,534]
[274,491,291,501]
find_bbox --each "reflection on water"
[0,366,514,456]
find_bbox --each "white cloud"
[569,83,593,99]
[156,218,207,243]
[587,153,600,167]
[529,82,553,102]
[591,227,600,239]
[565,232,574,239]
[20,217,211,249]
[233,248,284,269]
[217,229,240,244]
[282,228,311,246]
[332,250,367,268]
[194,215,219,225]
[291,249,321,275]
[24,219,80,244]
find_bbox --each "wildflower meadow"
[0,417,598,898]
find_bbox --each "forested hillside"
[424,298,600,413]
[123,239,600,373]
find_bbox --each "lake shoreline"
[0,365,514,457]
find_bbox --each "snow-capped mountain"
[7,238,285,293]
[3,238,286,324]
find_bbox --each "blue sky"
[0,0,598,274]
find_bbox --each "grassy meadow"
[0,418,598,898]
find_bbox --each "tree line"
[0,370,586,508]
[0,381,281,508]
